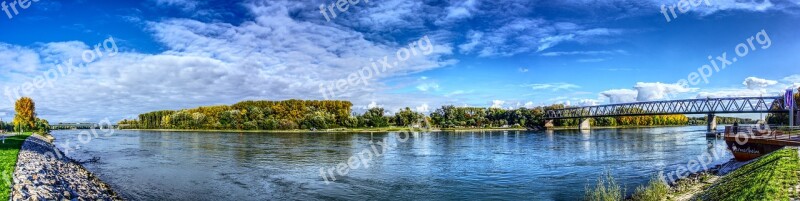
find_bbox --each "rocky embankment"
[10,135,121,201]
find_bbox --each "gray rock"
[9,135,122,201]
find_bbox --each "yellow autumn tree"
[13,97,36,132]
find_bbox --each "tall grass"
[586,172,623,201]
[631,176,670,201]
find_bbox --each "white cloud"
[693,0,775,15]
[742,77,778,89]
[791,83,800,90]
[523,83,580,91]
[153,0,201,12]
[578,99,600,106]
[490,100,505,108]
[783,74,800,83]
[458,18,623,57]
[524,101,535,108]
[696,89,769,98]
[444,90,470,97]
[634,82,696,101]
[577,58,606,63]
[0,1,455,122]
[367,101,380,109]
[540,49,627,57]
[458,30,483,53]
[416,83,441,92]
[443,0,479,20]
[0,44,42,74]
[601,89,637,104]
[415,103,430,113]
[518,67,529,73]
[537,34,575,52]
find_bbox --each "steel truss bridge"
[544,96,791,131]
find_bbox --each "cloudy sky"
[0,0,799,123]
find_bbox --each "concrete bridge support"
[794,110,799,126]
[707,113,717,132]
[544,120,554,130]
[579,118,591,130]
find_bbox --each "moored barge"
[724,125,800,161]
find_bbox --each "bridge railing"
[725,125,800,142]
[545,96,787,119]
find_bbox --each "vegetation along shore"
[116,100,768,132]
[587,147,800,200]
[1,98,118,200]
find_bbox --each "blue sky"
[0,0,799,122]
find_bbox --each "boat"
[724,125,800,161]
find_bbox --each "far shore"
[117,127,526,133]
[108,124,714,133]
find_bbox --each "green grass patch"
[586,172,624,201]
[0,132,32,200]
[698,148,800,201]
[631,176,670,201]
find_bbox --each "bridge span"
[544,96,793,132]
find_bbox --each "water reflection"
[52,126,731,201]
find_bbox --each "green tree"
[394,107,424,126]
[34,118,50,134]
[361,107,389,127]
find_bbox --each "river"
[51,126,732,201]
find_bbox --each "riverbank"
[694,147,799,200]
[621,147,800,200]
[119,127,529,133]
[548,124,693,131]
[119,124,703,133]
[10,134,121,200]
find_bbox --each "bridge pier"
[579,118,591,130]
[793,110,799,126]
[544,120,554,130]
[707,114,717,132]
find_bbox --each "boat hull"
[724,139,784,161]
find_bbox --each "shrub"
[631,176,669,201]
[586,172,623,201]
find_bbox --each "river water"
[51,126,732,201]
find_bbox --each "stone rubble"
[10,134,121,201]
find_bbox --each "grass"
[0,132,32,200]
[697,147,800,201]
[587,148,800,201]
[631,177,670,201]
[586,172,624,201]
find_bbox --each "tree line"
[1,97,50,134]
[765,88,800,125]
[121,100,353,130]
[119,100,736,130]
[688,117,759,125]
